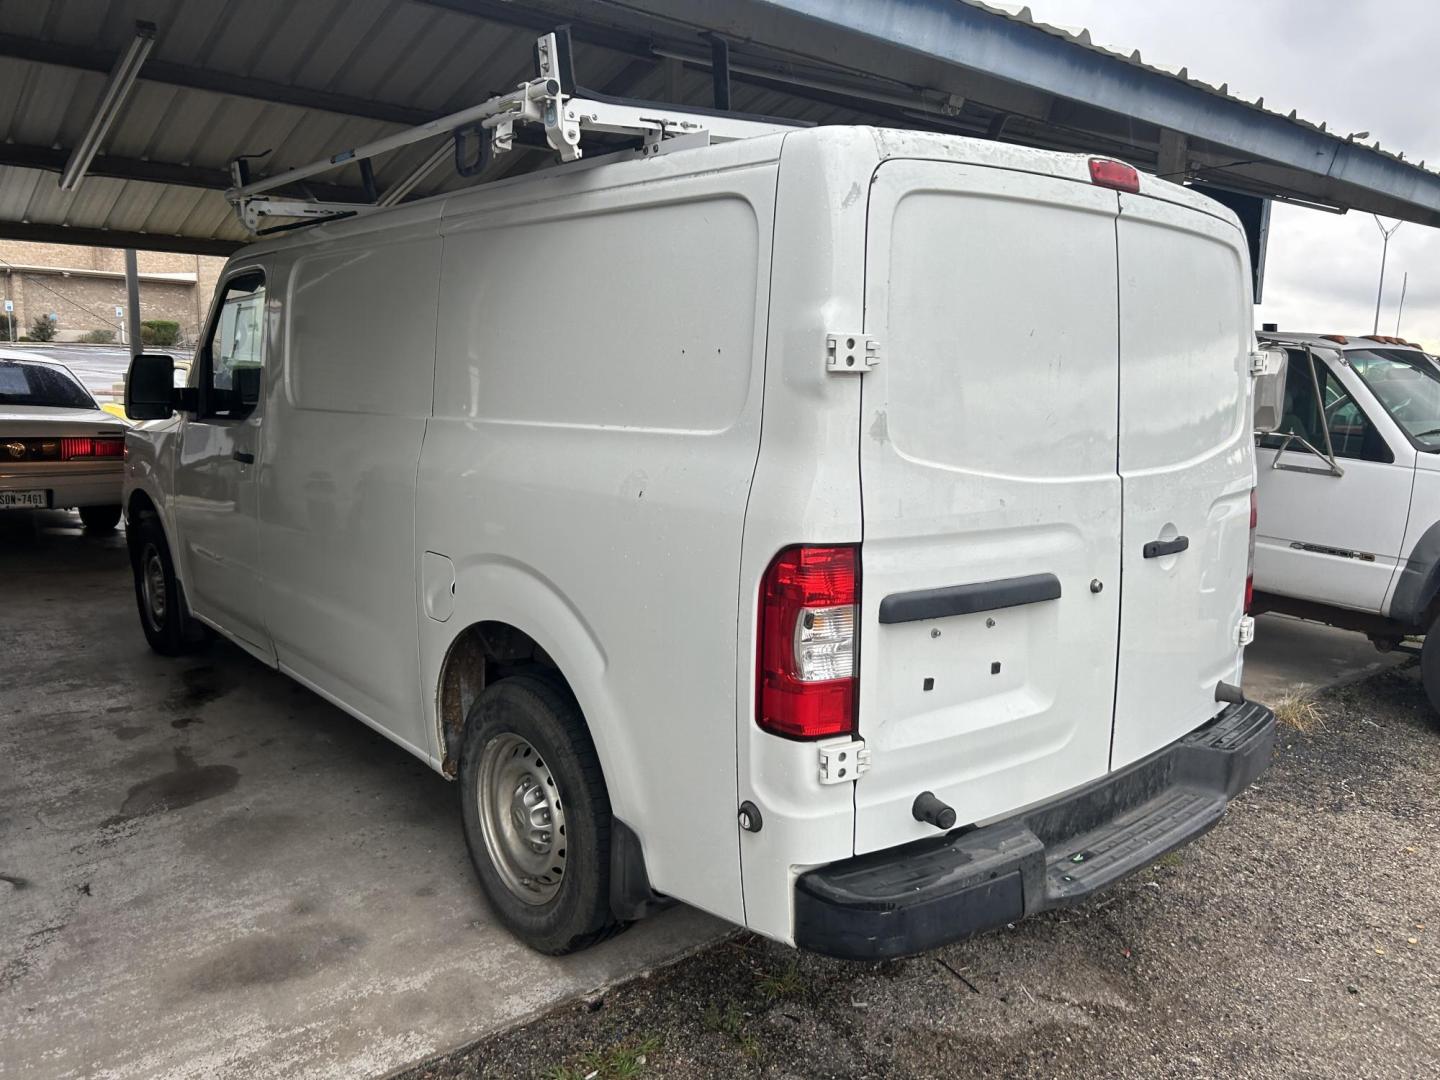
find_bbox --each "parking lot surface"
[0,512,724,1080]
[407,666,1440,1079]
[0,512,1429,1080]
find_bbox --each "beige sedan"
[0,351,127,532]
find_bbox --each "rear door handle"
[232,449,255,464]
[1143,535,1189,559]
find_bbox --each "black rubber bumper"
[793,700,1276,960]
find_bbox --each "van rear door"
[854,160,1123,855]
[1109,192,1252,767]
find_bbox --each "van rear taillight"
[1088,158,1140,193]
[1246,488,1258,614]
[757,545,858,739]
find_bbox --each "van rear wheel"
[1420,621,1440,731]
[460,674,624,954]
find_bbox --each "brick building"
[0,240,225,344]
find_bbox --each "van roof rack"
[226,29,799,234]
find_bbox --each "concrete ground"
[0,509,1413,1080]
[1244,612,1408,706]
[0,511,725,1080]
[406,665,1440,1079]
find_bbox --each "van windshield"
[1345,348,1440,450]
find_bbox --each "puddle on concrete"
[170,665,232,710]
[103,748,238,826]
[111,725,149,741]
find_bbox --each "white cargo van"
[123,120,1275,958]
[1253,331,1440,726]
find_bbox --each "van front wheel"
[460,675,624,954]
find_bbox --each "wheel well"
[127,489,159,522]
[436,621,564,777]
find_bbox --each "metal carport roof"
[2,0,1437,256]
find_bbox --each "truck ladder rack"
[226,31,797,233]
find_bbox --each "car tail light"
[60,436,124,460]
[1245,488,1257,614]
[1088,157,1140,193]
[757,545,858,739]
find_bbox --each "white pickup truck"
[1252,331,1440,725]
[122,121,1276,958]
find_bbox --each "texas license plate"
[0,490,48,509]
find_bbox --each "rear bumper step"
[793,700,1275,959]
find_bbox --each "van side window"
[203,271,266,419]
[1260,351,1393,464]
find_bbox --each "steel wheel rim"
[477,732,567,905]
[141,544,167,632]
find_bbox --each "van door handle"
[1143,535,1189,559]
[232,449,255,464]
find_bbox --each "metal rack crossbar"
[226,30,797,233]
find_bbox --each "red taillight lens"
[757,545,859,740]
[1088,157,1141,193]
[1245,488,1257,614]
[59,436,123,460]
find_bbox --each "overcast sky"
[1028,0,1440,349]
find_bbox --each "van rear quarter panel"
[418,144,781,924]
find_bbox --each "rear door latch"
[826,333,881,373]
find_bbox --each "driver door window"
[1260,351,1392,464]
[203,271,266,418]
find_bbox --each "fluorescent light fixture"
[59,21,157,192]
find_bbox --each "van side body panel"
[258,220,443,759]
[418,140,783,924]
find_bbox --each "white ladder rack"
[226,31,796,232]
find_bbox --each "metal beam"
[0,144,366,204]
[738,0,1440,226]
[0,221,241,257]
[0,32,437,127]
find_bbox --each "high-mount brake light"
[1088,158,1140,193]
[1246,488,1258,614]
[757,545,858,740]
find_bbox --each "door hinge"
[817,738,870,784]
[1248,350,1269,376]
[826,332,881,373]
[1237,614,1256,647]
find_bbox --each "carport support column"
[124,248,142,357]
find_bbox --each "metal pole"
[1395,272,1409,337]
[124,249,142,358]
[1373,216,1403,334]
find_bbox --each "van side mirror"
[125,353,192,421]
[1251,347,1289,434]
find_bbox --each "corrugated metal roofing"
[0,0,1436,255]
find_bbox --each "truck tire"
[1421,623,1440,731]
[79,504,122,533]
[129,515,211,656]
[460,674,624,954]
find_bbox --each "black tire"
[1420,622,1440,732]
[459,674,624,954]
[128,514,211,656]
[79,504,123,533]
